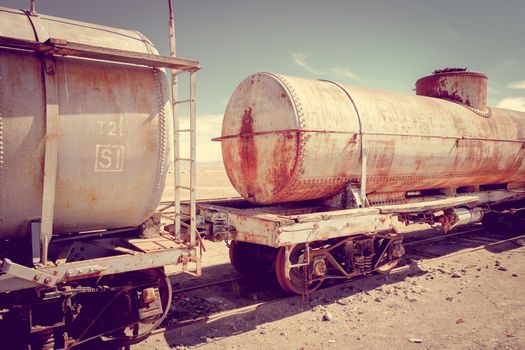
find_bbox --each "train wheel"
[376,259,400,274]
[375,238,402,274]
[229,240,275,277]
[107,268,171,346]
[30,329,55,350]
[71,268,173,347]
[275,244,323,294]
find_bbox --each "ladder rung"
[176,158,192,162]
[175,129,192,133]
[174,99,192,105]
[174,70,193,77]
[161,211,189,216]
[174,212,191,218]
[176,185,192,191]
[180,221,199,228]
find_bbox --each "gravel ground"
[134,235,525,350]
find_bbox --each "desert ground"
[161,162,239,202]
[132,162,524,350]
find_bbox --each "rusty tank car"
[219,70,525,205]
[0,6,171,239]
[0,4,200,349]
[185,69,525,294]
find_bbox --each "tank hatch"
[415,67,490,117]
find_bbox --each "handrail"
[0,36,200,70]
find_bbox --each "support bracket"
[39,55,60,265]
[0,258,59,287]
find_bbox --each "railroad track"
[403,226,485,247]
[406,229,525,265]
[148,225,525,339]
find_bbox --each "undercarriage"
[229,233,405,294]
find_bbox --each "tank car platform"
[181,195,484,247]
[181,188,525,248]
[0,233,197,293]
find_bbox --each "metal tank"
[415,67,490,116]
[220,71,525,204]
[0,7,172,238]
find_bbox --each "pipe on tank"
[453,207,484,227]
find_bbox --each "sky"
[2,0,525,161]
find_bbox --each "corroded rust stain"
[238,231,262,244]
[238,107,257,199]
[415,69,488,113]
[268,132,300,197]
[509,146,525,175]
[369,139,395,187]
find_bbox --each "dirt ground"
[136,162,525,350]
[161,162,238,201]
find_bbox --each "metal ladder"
[171,72,197,247]
[168,1,197,249]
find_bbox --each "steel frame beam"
[0,242,194,293]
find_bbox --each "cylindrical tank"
[415,67,490,115]
[0,7,171,238]
[220,72,525,204]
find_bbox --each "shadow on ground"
[157,226,524,348]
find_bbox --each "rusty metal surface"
[0,235,192,293]
[415,68,490,116]
[0,7,172,238]
[0,36,201,71]
[375,195,479,214]
[221,72,525,204]
[184,187,525,248]
[190,199,394,247]
[190,190,525,248]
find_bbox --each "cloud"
[508,80,525,89]
[330,67,361,81]
[292,52,361,81]
[292,52,323,74]
[496,97,525,112]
